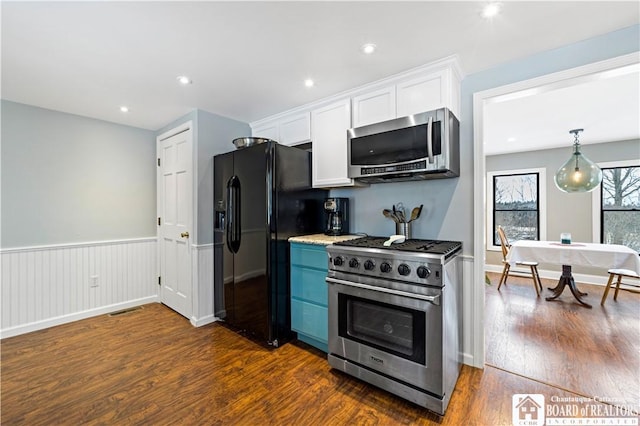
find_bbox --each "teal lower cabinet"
[290,242,329,352]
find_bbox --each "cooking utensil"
[393,203,407,222]
[399,203,408,222]
[408,204,423,223]
[232,137,273,149]
[383,234,406,246]
[383,209,399,223]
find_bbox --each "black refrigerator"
[213,141,327,347]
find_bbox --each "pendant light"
[554,129,602,193]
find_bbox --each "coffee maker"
[324,198,349,236]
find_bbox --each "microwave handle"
[427,116,434,164]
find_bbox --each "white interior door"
[157,125,193,318]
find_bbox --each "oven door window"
[350,121,442,166]
[338,294,426,364]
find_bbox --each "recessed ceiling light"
[481,2,501,19]
[177,75,192,85]
[120,106,129,113]
[507,137,516,142]
[362,43,376,54]
[304,79,315,88]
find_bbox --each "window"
[600,165,640,252]
[487,168,546,250]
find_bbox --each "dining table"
[506,240,640,308]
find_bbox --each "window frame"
[486,167,547,251]
[591,159,640,245]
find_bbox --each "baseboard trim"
[190,314,218,328]
[0,296,159,339]
[462,352,477,368]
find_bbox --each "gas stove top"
[327,236,462,286]
[333,236,461,258]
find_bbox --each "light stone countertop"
[288,233,363,246]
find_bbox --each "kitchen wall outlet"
[90,275,99,287]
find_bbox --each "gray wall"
[195,110,250,245]
[331,176,464,242]
[1,100,156,248]
[333,24,639,258]
[486,139,640,270]
[156,109,250,245]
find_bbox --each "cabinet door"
[291,299,328,343]
[311,99,354,187]
[396,72,445,117]
[352,86,396,127]
[252,121,279,142]
[279,112,311,146]
[291,266,329,305]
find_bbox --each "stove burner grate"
[333,236,461,257]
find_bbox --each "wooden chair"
[496,225,542,296]
[600,268,640,305]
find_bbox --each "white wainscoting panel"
[190,244,216,327]
[1,238,158,338]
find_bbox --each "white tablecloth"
[507,240,640,274]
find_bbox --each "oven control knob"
[380,262,392,273]
[333,256,344,267]
[348,258,359,268]
[398,264,411,276]
[417,266,431,279]
[363,260,375,271]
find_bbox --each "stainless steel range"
[326,236,462,415]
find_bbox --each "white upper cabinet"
[251,112,311,146]
[352,67,461,130]
[278,112,311,146]
[397,68,460,118]
[352,86,396,128]
[351,64,461,130]
[251,120,279,142]
[249,56,462,188]
[397,72,446,117]
[311,99,355,188]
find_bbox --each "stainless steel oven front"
[327,273,447,409]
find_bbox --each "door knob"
[181,231,190,238]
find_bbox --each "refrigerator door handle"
[227,176,241,253]
[226,178,233,253]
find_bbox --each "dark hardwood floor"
[2,274,638,425]
[485,271,640,415]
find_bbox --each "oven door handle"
[326,277,441,306]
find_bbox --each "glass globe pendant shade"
[554,129,602,193]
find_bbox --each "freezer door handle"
[226,175,241,253]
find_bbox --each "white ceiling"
[2,1,639,140]
[484,63,640,155]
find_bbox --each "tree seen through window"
[601,166,640,252]
[493,173,540,245]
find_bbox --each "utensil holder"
[395,222,411,239]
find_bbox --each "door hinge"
[158,217,161,226]
[158,276,161,286]
[157,158,161,167]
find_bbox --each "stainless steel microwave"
[347,107,460,183]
